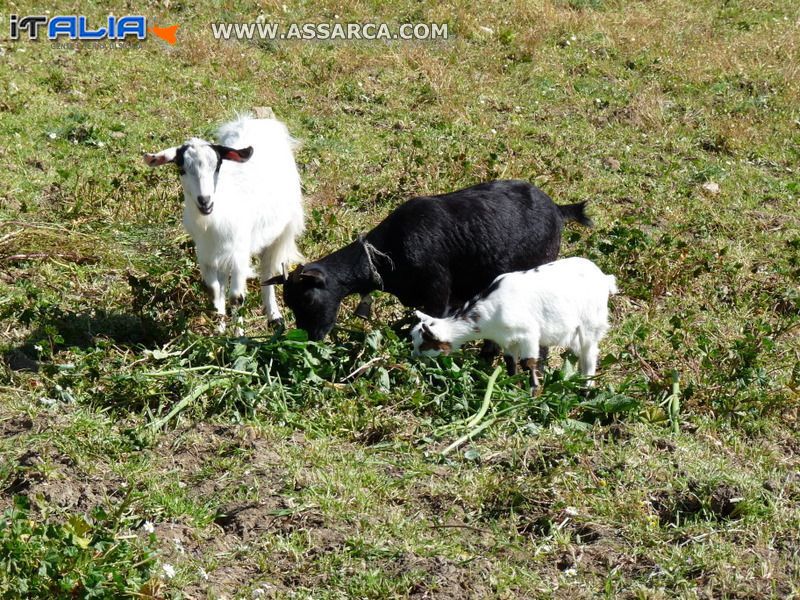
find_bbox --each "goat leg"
[479,340,501,362]
[521,357,540,396]
[504,355,519,376]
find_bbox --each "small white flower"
[142,521,155,533]
[162,563,176,579]
[490,128,497,135]
[47,133,57,140]
[198,567,209,580]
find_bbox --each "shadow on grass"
[5,309,186,372]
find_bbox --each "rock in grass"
[702,181,721,195]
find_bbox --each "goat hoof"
[230,294,245,307]
[215,320,227,334]
[268,318,285,332]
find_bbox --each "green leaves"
[0,497,155,597]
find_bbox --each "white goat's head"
[143,139,253,216]
[410,311,453,358]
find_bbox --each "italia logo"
[9,15,179,44]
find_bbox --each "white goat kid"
[411,257,618,392]
[144,117,304,334]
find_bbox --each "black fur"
[452,276,504,320]
[174,145,188,168]
[281,180,591,340]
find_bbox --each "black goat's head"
[263,264,341,340]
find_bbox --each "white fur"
[411,257,617,385]
[145,116,304,331]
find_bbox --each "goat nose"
[197,195,211,206]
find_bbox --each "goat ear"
[299,267,327,288]
[213,145,253,163]
[262,274,286,286]
[415,310,434,323]
[143,147,178,167]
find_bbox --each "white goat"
[144,116,304,333]
[411,257,617,391]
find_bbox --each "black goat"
[265,180,592,340]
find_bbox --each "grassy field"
[1,0,799,597]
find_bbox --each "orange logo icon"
[150,24,178,44]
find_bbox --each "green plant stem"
[441,366,503,456]
[148,378,227,432]
[141,366,256,377]
[669,372,681,434]
[466,365,502,429]
[441,418,498,456]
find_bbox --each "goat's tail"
[559,201,593,228]
[606,274,619,296]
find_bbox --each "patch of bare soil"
[147,522,204,561]
[154,421,291,498]
[1,445,124,514]
[183,564,262,600]
[214,497,326,542]
[397,554,493,599]
[515,506,606,544]
[649,480,745,526]
[144,424,334,595]
[0,413,34,437]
